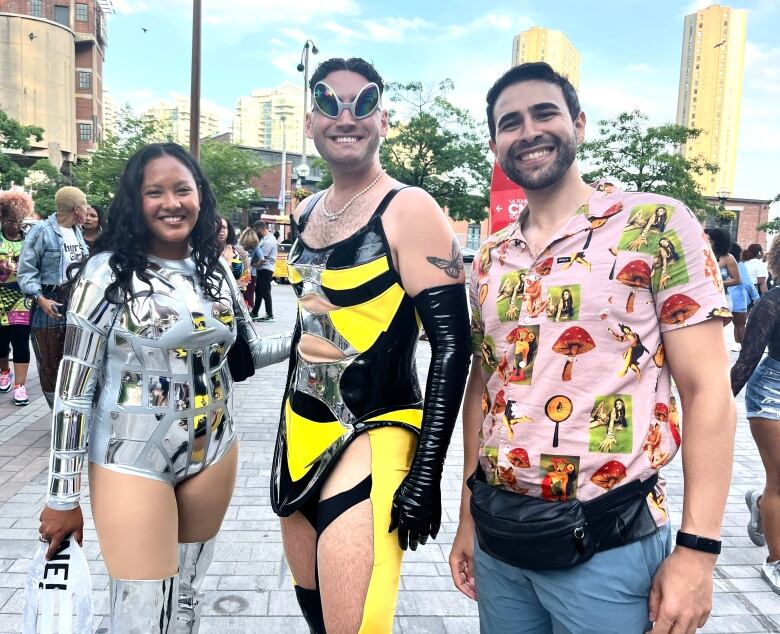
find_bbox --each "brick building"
[703,195,772,250]
[0,0,110,167]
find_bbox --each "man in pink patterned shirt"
[449,62,736,633]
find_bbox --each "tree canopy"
[199,141,267,213]
[380,80,490,222]
[578,110,719,217]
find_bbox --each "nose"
[335,107,358,125]
[519,119,544,145]
[163,191,181,209]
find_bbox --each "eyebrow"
[496,102,564,128]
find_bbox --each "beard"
[498,133,577,191]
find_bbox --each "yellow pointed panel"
[365,408,423,430]
[329,284,405,352]
[321,256,389,291]
[285,401,346,481]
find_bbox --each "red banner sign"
[489,161,526,234]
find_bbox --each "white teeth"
[161,216,184,224]
[520,149,552,161]
[334,136,358,143]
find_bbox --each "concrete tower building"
[676,4,746,197]
[233,83,314,155]
[146,96,222,146]
[0,0,111,167]
[512,26,580,91]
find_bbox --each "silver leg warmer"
[177,537,216,633]
[109,575,177,633]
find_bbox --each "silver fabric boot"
[109,576,177,633]
[177,537,217,633]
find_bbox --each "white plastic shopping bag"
[23,537,93,634]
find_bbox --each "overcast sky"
[105,0,780,199]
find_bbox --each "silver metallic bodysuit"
[47,252,291,511]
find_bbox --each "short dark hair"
[309,57,385,95]
[744,243,764,260]
[486,62,581,141]
[704,227,732,259]
[729,242,743,262]
[254,220,268,231]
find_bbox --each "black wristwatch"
[675,531,722,555]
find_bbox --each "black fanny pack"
[468,467,659,570]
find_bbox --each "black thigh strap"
[316,474,373,537]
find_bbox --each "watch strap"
[675,531,722,555]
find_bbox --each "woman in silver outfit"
[37,143,291,633]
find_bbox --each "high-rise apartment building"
[0,0,110,166]
[102,89,118,136]
[512,27,580,91]
[233,83,314,155]
[676,4,746,196]
[146,96,222,146]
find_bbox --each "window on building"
[78,71,91,89]
[54,5,70,26]
[75,3,88,21]
[29,0,43,16]
[79,123,92,141]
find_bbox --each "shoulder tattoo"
[426,238,464,279]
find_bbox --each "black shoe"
[258,315,275,322]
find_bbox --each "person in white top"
[743,243,769,296]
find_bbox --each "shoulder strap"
[296,191,327,233]
[373,185,411,219]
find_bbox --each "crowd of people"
[4,56,774,633]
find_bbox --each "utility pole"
[189,0,202,159]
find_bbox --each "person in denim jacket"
[17,187,89,406]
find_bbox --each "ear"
[489,138,497,157]
[574,110,587,145]
[305,112,313,140]
[378,109,390,138]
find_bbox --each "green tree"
[0,109,45,190]
[199,142,267,214]
[25,160,66,217]
[578,110,719,217]
[310,157,332,189]
[380,80,490,222]
[73,105,168,208]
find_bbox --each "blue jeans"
[473,524,671,634]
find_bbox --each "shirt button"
[523,316,531,324]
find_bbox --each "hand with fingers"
[449,518,477,600]
[648,547,716,634]
[38,506,84,560]
[388,467,442,551]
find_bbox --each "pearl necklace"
[322,170,385,222]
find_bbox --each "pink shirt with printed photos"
[469,184,731,526]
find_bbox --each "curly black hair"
[704,227,732,259]
[309,57,385,95]
[72,143,224,303]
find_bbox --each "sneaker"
[745,489,766,546]
[250,314,262,322]
[0,370,12,392]
[761,560,780,595]
[258,315,275,322]
[12,384,29,406]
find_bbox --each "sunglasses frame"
[312,81,382,120]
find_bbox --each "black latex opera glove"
[389,284,471,551]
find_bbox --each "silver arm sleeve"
[47,254,118,510]
[223,261,292,368]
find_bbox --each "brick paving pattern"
[0,281,779,632]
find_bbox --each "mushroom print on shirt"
[471,183,731,526]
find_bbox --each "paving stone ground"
[0,280,779,632]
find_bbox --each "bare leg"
[281,512,317,589]
[318,434,374,633]
[89,463,179,578]
[732,312,747,344]
[12,362,28,385]
[750,418,780,561]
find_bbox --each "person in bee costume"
[272,57,471,633]
[37,143,292,633]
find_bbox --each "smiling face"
[141,155,201,259]
[489,79,585,191]
[217,218,228,246]
[306,70,388,172]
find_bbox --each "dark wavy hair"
[72,143,223,303]
[704,227,732,259]
[219,217,237,246]
[310,57,385,95]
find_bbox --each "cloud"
[322,20,361,42]
[111,0,149,14]
[444,13,534,39]
[359,16,432,43]
[270,52,304,76]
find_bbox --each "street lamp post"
[276,104,294,214]
[296,39,318,186]
[189,0,202,159]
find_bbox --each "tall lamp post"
[189,0,202,159]
[296,39,318,186]
[276,104,294,214]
